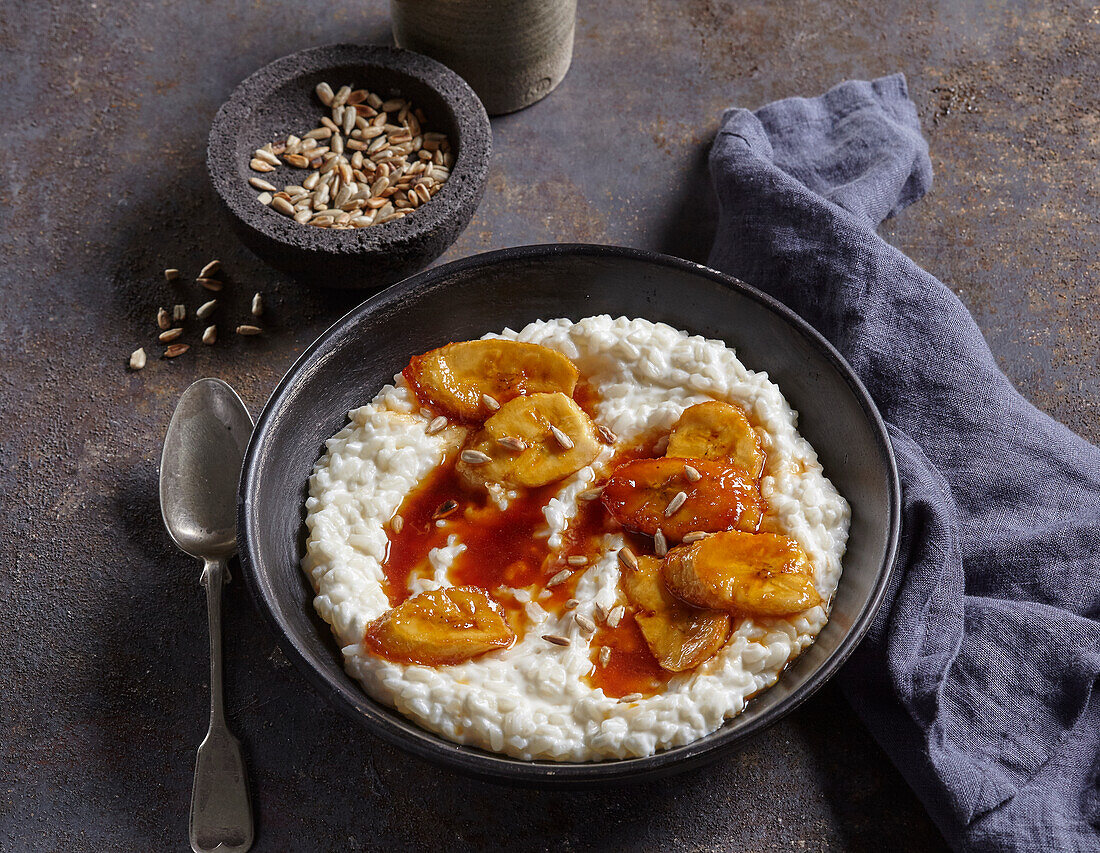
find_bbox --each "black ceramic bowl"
[237,244,900,785]
[207,44,491,289]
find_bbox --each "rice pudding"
[302,315,849,761]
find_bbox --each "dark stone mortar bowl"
[237,244,901,787]
[207,44,491,289]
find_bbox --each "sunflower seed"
[525,601,544,623]
[172,304,186,322]
[497,436,526,452]
[253,148,279,166]
[294,208,311,223]
[346,89,367,105]
[599,646,611,667]
[321,115,340,133]
[251,293,263,316]
[681,531,711,543]
[302,171,320,190]
[433,499,458,519]
[567,555,588,566]
[332,85,352,107]
[460,449,492,465]
[618,693,643,703]
[283,153,310,168]
[342,107,356,136]
[617,547,638,572]
[594,603,609,623]
[249,158,274,172]
[249,177,277,192]
[159,327,183,343]
[654,529,668,557]
[163,268,179,282]
[664,491,688,517]
[542,634,570,647]
[315,82,334,105]
[578,487,604,501]
[156,307,170,330]
[480,392,500,411]
[683,464,702,482]
[257,192,273,205]
[202,325,217,345]
[574,613,596,634]
[236,324,261,336]
[196,299,217,319]
[423,415,447,435]
[597,424,618,445]
[164,343,189,358]
[607,605,625,628]
[272,196,295,215]
[565,598,580,610]
[549,425,574,450]
[129,347,146,370]
[546,569,571,587]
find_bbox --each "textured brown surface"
[1,0,1096,849]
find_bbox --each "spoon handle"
[189,558,254,853]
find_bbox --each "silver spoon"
[160,378,255,853]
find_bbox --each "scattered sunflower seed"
[202,325,217,345]
[164,343,189,358]
[129,347,146,370]
[159,327,183,343]
[250,176,277,192]
[172,304,186,322]
[197,277,222,292]
[594,603,610,623]
[683,464,702,482]
[564,598,580,610]
[196,299,217,320]
[249,158,275,172]
[251,292,263,316]
[549,424,574,450]
[199,260,221,278]
[542,634,570,647]
[607,605,625,628]
[156,307,170,330]
[546,569,571,588]
[497,435,526,452]
[163,268,180,282]
[236,324,262,336]
[433,499,459,519]
[577,487,604,501]
[253,148,279,166]
[460,449,492,465]
[390,514,404,534]
[574,613,596,634]
[599,646,611,667]
[567,555,588,566]
[664,491,688,517]
[597,424,618,445]
[425,415,448,435]
[481,393,501,411]
[654,529,668,557]
[617,547,638,572]
[682,531,710,543]
[618,693,643,703]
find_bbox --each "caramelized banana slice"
[622,555,730,672]
[663,530,822,616]
[403,339,580,421]
[364,586,514,665]
[457,392,601,488]
[666,400,765,477]
[601,457,764,541]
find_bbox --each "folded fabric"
[707,74,1100,852]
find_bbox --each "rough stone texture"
[207,43,491,288]
[1,0,1095,850]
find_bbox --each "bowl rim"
[237,242,901,784]
[206,42,491,256]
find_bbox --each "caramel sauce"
[588,615,675,698]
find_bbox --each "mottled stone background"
[2,0,1096,849]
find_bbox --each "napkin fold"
[707,74,1100,852]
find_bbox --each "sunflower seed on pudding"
[567,555,588,566]
[546,569,571,588]
[574,613,596,634]
[682,531,710,543]
[599,646,611,667]
[594,603,609,623]
[683,464,702,482]
[460,449,492,465]
[565,598,580,610]
[390,514,404,534]
[236,324,261,336]
[159,327,183,343]
[129,347,146,370]
[433,499,459,519]
[172,304,186,322]
[577,487,604,501]
[164,343,189,358]
[549,425,574,450]
[425,415,448,435]
[617,547,638,572]
[664,491,688,517]
[156,307,170,330]
[251,293,263,316]
[481,393,500,411]
[654,529,668,557]
[607,606,625,628]
[497,435,526,452]
[618,693,643,703]
[542,634,570,647]
[196,299,217,320]
[163,268,179,282]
